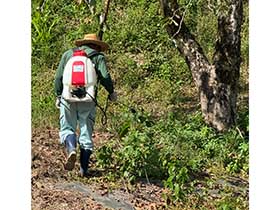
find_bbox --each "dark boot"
[80,148,92,177]
[64,134,77,170]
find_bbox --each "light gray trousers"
[59,98,96,151]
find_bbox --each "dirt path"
[31,128,167,210]
[32,128,248,209]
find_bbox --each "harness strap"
[87,51,104,58]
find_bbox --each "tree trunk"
[98,0,112,40]
[160,0,243,131]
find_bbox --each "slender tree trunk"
[98,0,112,40]
[160,0,243,131]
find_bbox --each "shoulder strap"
[71,47,103,58]
[72,47,80,52]
[87,51,104,58]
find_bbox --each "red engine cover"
[71,60,85,86]
[73,50,87,57]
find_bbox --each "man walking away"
[54,33,117,176]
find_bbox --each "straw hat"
[74,33,109,51]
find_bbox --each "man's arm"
[54,51,70,96]
[95,55,114,94]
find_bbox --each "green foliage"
[32,9,59,50]
[96,108,249,201]
[95,142,114,168]
[32,8,60,66]
[117,131,162,182]
[216,193,248,210]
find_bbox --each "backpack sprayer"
[58,49,110,125]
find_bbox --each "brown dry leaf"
[92,203,103,210]
[148,203,157,210]
[35,182,44,189]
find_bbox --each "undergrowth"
[95,107,249,204]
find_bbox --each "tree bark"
[160,0,243,131]
[98,0,112,40]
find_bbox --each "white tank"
[62,55,97,102]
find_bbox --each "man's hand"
[108,91,117,102]
[55,96,61,109]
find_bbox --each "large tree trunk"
[160,0,243,131]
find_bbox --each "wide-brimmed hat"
[74,33,109,51]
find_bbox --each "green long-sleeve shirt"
[54,45,114,97]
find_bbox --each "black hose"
[86,92,108,126]
[59,93,109,126]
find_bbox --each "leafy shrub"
[96,108,249,201]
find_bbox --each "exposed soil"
[31,128,167,210]
[32,128,248,210]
